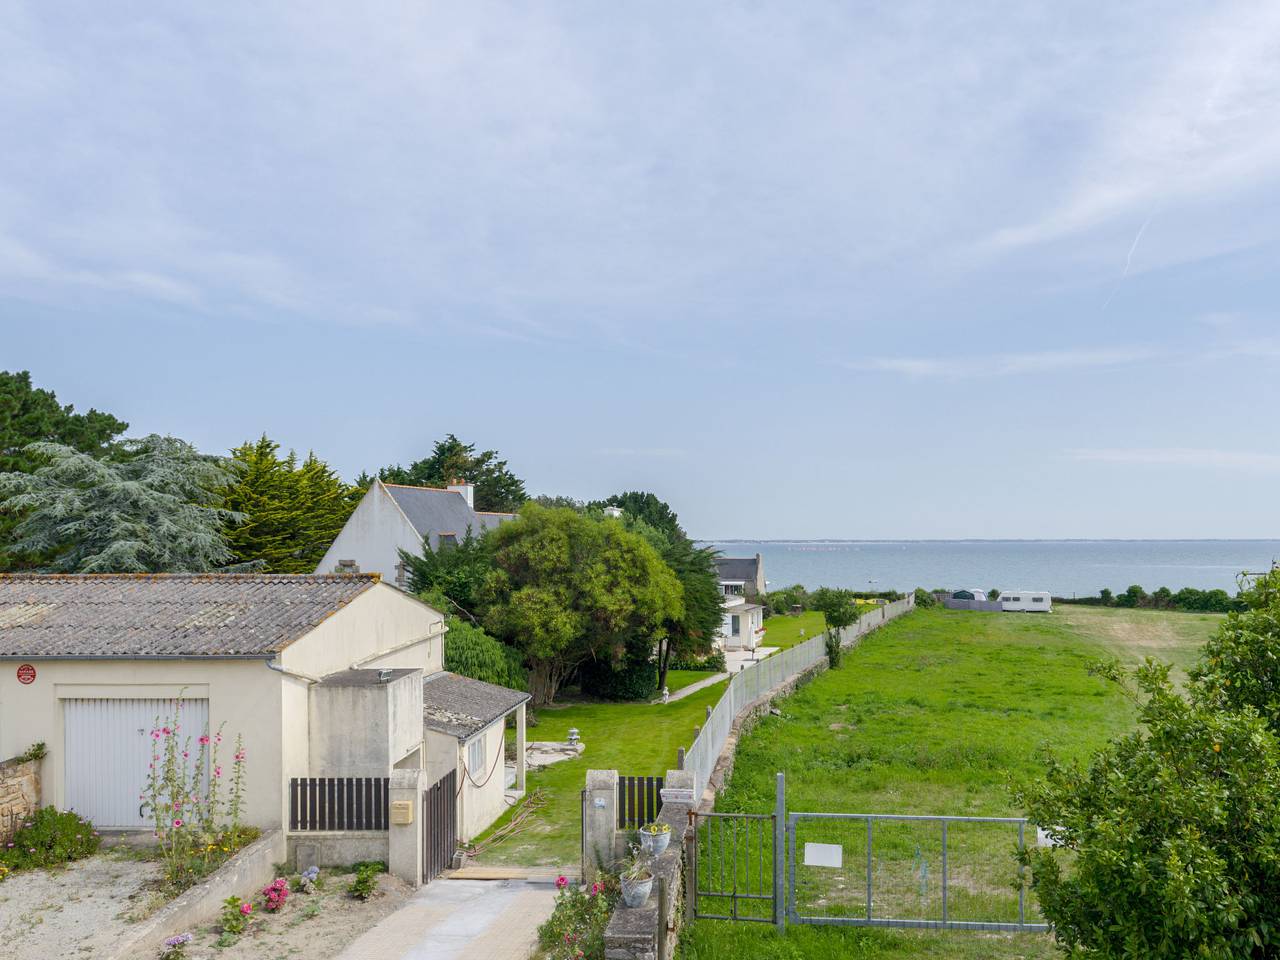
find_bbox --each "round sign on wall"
[16,663,36,685]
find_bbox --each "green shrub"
[824,632,842,669]
[347,861,385,900]
[442,616,527,690]
[538,874,618,959]
[0,806,100,871]
[912,587,937,608]
[669,650,726,672]
[17,741,47,762]
[579,653,656,701]
[219,895,253,936]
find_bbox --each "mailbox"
[390,799,414,825]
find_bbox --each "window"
[1032,596,1045,603]
[467,733,486,774]
[438,533,458,550]
[731,614,741,636]
[1009,596,1021,602]
[723,584,743,596]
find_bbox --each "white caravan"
[1000,591,1052,613]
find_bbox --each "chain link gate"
[689,774,1048,935]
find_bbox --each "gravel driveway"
[1,850,163,960]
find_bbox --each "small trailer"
[1000,590,1052,613]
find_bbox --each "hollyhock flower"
[556,875,568,889]
[199,735,210,745]
[173,818,183,828]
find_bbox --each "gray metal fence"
[683,597,915,800]
[786,811,1047,932]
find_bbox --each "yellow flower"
[1213,743,1222,753]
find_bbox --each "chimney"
[447,480,475,510]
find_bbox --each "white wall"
[0,659,286,829]
[314,482,423,581]
[281,583,445,678]
[458,719,508,842]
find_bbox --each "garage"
[63,697,208,829]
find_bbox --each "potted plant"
[639,821,671,857]
[618,845,654,908]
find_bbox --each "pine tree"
[223,436,360,572]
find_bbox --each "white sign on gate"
[803,842,843,868]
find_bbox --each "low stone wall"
[102,828,287,960]
[603,771,693,960]
[287,831,389,870]
[0,755,41,843]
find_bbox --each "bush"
[579,654,657,701]
[442,616,527,690]
[913,587,937,608]
[17,741,47,762]
[538,875,618,960]
[0,806,100,871]
[219,895,253,936]
[348,860,386,900]
[1018,660,1280,958]
[763,584,809,617]
[669,650,727,672]
[824,632,842,669]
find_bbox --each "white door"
[63,698,209,829]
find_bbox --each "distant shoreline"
[697,538,1280,545]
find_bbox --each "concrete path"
[655,671,728,704]
[335,878,556,960]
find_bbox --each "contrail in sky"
[1101,213,1154,311]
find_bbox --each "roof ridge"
[0,572,381,582]
[382,482,458,493]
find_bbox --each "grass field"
[473,677,727,866]
[667,668,724,694]
[679,605,1221,960]
[761,611,826,651]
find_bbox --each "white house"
[0,573,527,859]
[316,480,517,589]
[714,555,767,651]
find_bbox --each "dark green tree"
[480,504,682,705]
[377,434,527,513]
[0,371,128,569]
[0,435,240,572]
[1189,568,1280,731]
[222,435,360,572]
[401,530,494,620]
[588,491,685,541]
[438,614,526,690]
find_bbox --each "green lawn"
[761,611,826,651]
[679,606,1221,960]
[667,668,724,694]
[474,679,727,866]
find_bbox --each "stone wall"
[0,755,41,843]
[603,771,693,960]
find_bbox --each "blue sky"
[2,2,1278,539]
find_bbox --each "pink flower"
[215,733,223,743]
[173,818,183,828]
[199,735,210,745]
[240,902,253,915]
[214,766,222,778]
[182,751,189,759]
[591,882,601,895]
[556,875,568,889]
[162,727,171,735]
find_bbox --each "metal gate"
[787,812,1047,932]
[423,769,457,884]
[691,773,785,926]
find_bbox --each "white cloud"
[1067,448,1280,470]
[850,346,1156,379]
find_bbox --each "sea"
[698,540,1280,598]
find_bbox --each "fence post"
[677,747,685,770]
[773,771,785,932]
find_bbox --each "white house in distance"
[316,479,517,589]
[714,555,767,651]
[0,573,527,871]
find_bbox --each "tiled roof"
[382,483,516,541]
[422,671,529,739]
[715,557,760,582]
[0,573,379,658]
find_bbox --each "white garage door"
[64,698,209,829]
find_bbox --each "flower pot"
[620,873,654,907]
[640,828,670,857]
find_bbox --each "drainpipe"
[264,658,321,684]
